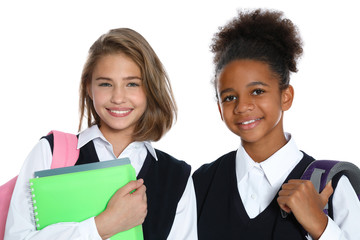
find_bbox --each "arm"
[5,139,147,240]
[317,176,360,240]
[5,139,102,240]
[166,177,198,240]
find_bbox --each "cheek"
[91,88,109,106]
[220,104,234,121]
[131,88,147,107]
[260,99,283,119]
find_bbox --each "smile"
[107,108,133,117]
[240,118,262,125]
[109,109,131,114]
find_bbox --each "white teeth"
[110,110,130,114]
[241,118,260,125]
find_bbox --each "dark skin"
[217,59,333,239]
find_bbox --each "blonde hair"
[79,28,177,141]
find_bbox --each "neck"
[99,126,134,157]
[242,132,288,163]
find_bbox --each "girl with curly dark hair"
[193,9,359,240]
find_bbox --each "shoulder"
[41,134,54,153]
[192,151,236,194]
[15,138,53,185]
[300,151,316,162]
[155,148,191,168]
[193,151,236,179]
[154,148,191,174]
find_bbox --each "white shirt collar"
[236,133,303,187]
[77,125,158,161]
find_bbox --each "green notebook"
[29,158,143,240]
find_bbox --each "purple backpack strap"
[301,160,360,215]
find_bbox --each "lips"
[237,117,263,130]
[107,108,133,117]
[240,118,262,125]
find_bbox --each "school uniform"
[5,125,197,240]
[193,133,360,240]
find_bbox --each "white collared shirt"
[5,125,197,240]
[236,133,360,240]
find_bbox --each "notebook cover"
[29,159,143,240]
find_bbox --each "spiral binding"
[28,181,40,229]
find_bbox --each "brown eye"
[222,95,237,103]
[252,89,265,95]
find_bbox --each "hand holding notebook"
[95,178,147,239]
[30,158,144,240]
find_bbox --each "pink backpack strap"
[0,131,79,240]
[48,130,80,169]
[0,176,18,240]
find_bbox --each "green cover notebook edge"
[29,161,143,240]
[34,158,131,178]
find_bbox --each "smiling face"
[217,59,293,153]
[88,53,147,139]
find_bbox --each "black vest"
[44,135,191,240]
[193,151,315,240]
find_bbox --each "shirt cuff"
[318,216,341,240]
[78,217,103,240]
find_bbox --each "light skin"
[217,59,333,239]
[88,53,147,157]
[88,53,148,239]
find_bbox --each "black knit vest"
[44,135,191,240]
[193,151,315,240]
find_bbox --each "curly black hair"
[211,9,303,96]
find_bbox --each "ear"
[281,85,294,111]
[217,101,224,121]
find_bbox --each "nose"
[234,96,255,114]
[110,86,126,104]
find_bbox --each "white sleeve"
[4,139,102,240]
[317,176,360,240]
[166,176,198,240]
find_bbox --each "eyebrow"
[247,81,269,87]
[95,76,142,81]
[219,88,235,97]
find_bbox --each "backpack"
[280,159,360,220]
[0,130,79,240]
[300,160,360,217]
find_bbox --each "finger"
[132,184,146,197]
[281,180,306,190]
[320,180,333,205]
[119,180,144,196]
[277,196,291,213]
[278,189,294,197]
[280,183,299,190]
[287,179,305,184]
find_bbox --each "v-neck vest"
[44,134,191,240]
[193,151,315,240]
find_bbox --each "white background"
[1,0,359,185]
